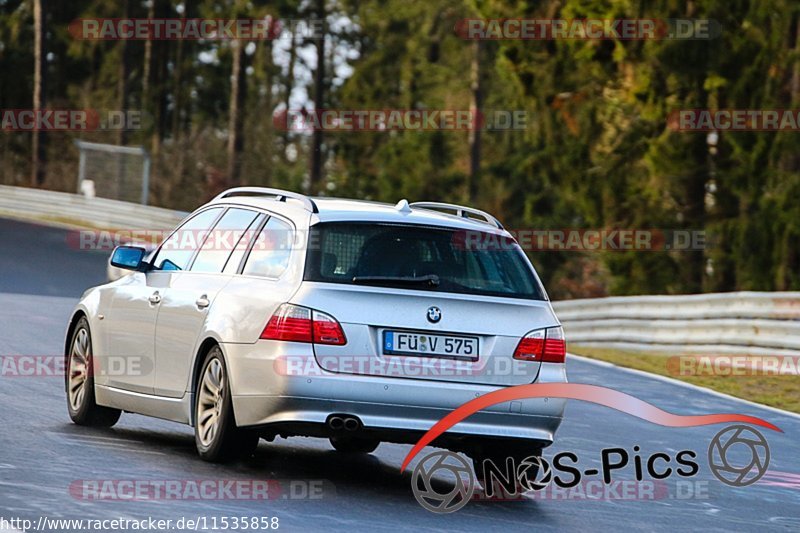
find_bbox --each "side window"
[190,208,261,273]
[222,214,266,274]
[152,208,223,271]
[242,217,293,278]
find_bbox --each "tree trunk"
[31,0,47,187]
[281,28,297,160]
[263,33,275,186]
[467,40,482,203]
[682,0,705,293]
[141,0,155,105]
[116,0,130,147]
[684,83,708,293]
[308,0,326,194]
[792,15,800,105]
[171,37,184,143]
[227,40,246,186]
[149,0,170,157]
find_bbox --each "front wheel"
[65,317,121,427]
[194,346,259,462]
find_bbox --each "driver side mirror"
[110,245,147,271]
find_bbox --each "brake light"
[513,326,566,363]
[513,330,544,361]
[260,304,313,342]
[260,304,347,346]
[312,310,347,345]
[542,326,566,362]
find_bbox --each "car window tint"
[222,213,266,274]
[190,208,260,273]
[242,217,293,278]
[304,223,544,300]
[152,208,223,271]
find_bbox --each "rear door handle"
[195,295,210,309]
[149,291,162,305]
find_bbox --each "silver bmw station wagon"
[65,187,567,470]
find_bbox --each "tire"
[471,445,543,496]
[194,346,259,462]
[329,435,380,454]
[65,317,122,427]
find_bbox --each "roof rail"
[409,201,504,229]
[214,187,318,213]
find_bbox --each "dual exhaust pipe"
[328,414,362,432]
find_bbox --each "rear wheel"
[471,445,543,497]
[194,346,259,462]
[66,317,121,427]
[329,435,380,454]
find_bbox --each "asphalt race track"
[0,217,798,532]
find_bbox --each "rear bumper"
[222,341,567,446]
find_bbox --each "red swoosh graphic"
[400,383,782,472]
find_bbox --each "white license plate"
[383,331,479,361]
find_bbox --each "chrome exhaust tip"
[328,416,345,431]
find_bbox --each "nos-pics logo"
[410,425,771,513]
[410,450,551,513]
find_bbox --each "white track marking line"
[568,352,800,422]
[59,436,168,455]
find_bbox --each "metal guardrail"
[0,185,186,230]
[3,186,798,356]
[553,292,800,355]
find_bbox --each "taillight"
[260,304,347,346]
[513,326,566,363]
[311,310,347,345]
[513,330,544,361]
[260,304,313,342]
[542,326,566,362]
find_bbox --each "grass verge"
[568,346,800,415]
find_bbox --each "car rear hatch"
[291,221,560,386]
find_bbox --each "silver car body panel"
[67,192,567,449]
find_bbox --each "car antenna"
[395,199,412,213]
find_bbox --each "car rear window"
[304,222,545,300]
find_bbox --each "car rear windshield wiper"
[351,274,440,288]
